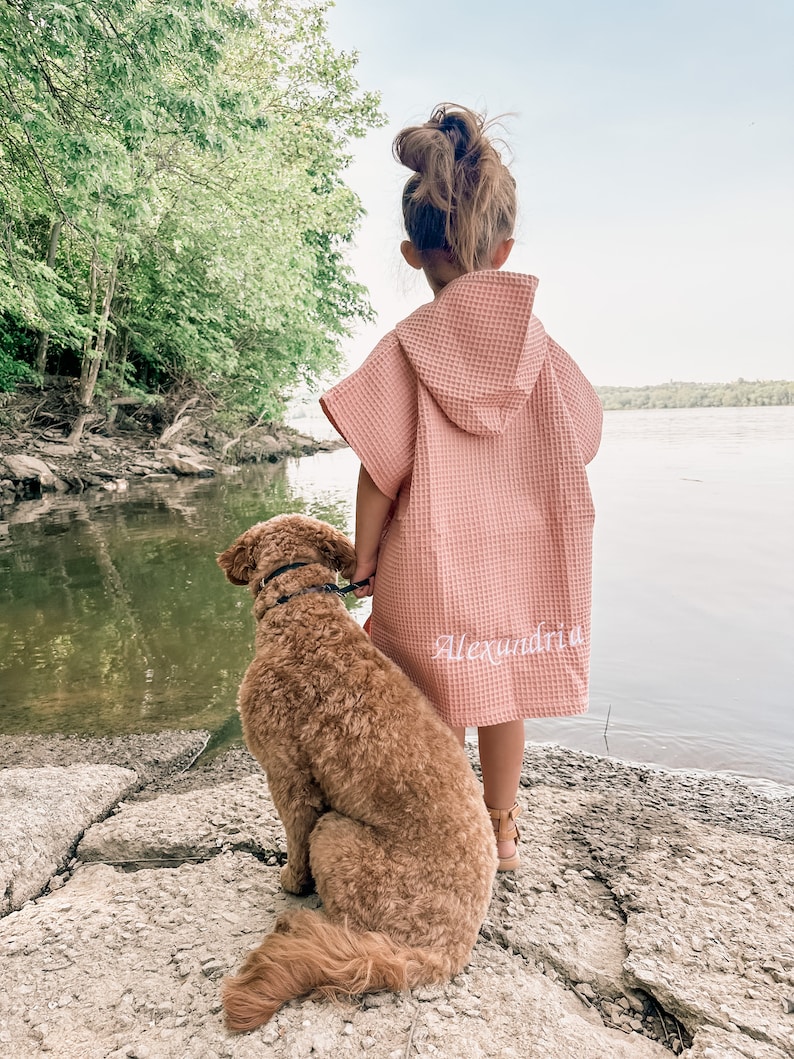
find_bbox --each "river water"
[1,406,792,784]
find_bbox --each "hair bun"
[394,104,482,176]
[437,110,477,162]
[393,104,516,273]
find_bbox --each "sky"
[324,0,793,386]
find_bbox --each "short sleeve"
[547,337,603,464]
[320,331,418,499]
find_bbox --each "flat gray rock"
[492,783,794,1058]
[1,452,66,492]
[2,453,54,479]
[78,775,280,867]
[0,854,669,1059]
[520,743,794,841]
[688,1026,792,1059]
[159,453,215,476]
[0,765,137,915]
[75,754,794,1058]
[0,732,209,914]
[617,812,793,1055]
[0,730,210,783]
[2,741,793,1057]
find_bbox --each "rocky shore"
[1,733,792,1059]
[0,387,341,509]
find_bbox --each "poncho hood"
[395,270,543,435]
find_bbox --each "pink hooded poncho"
[321,270,602,727]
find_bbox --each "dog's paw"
[280,864,314,895]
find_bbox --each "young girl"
[321,103,602,870]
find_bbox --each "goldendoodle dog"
[217,514,497,1033]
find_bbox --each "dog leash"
[258,562,370,606]
[273,579,370,606]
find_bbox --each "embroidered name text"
[431,623,585,666]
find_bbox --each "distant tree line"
[596,379,794,410]
[0,0,382,440]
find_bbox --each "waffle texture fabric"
[321,270,603,726]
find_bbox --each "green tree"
[0,0,382,435]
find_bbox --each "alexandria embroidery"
[431,623,585,667]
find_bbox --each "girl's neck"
[401,237,515,297]
[419,252,469,296]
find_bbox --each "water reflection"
[1,408,793,785]
[0,460,358,742]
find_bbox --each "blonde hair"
[393,103,516,273]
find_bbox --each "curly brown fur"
[217,514,497,1033]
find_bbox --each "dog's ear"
[217,533,257,586]
[312,521,357,580]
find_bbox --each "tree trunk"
[68,249,120,445]
[34,220,63,378]
[118,325,129,383]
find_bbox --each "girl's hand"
[351,560,377,598]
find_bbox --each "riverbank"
[0,385,342,508]
[1,733,792,1058]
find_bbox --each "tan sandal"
[487,803,521,871]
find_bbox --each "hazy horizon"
[593,377,794,387]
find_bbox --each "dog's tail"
[222,908,459,1033]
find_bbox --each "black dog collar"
[257,561,370,606]
[259,561,309,588]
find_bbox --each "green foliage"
[0,0,383,418]
[596,380,794,410]
[0,313,36,390]
[0,314,30,391]
[0,350,34,392]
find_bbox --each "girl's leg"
[477,720,525,859]
[450,725,466,749]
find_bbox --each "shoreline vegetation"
[595,378,793,410]
[1,377,792,508]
